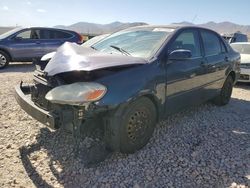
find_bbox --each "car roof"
[22,27,77,33]
[123,24,218,33]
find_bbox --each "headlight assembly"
[45,82,107,106]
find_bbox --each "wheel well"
[143,94,160,122]
[0,49,12,61]
[228,71,236,82]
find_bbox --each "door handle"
[201,62,215,68]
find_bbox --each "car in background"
[15,25,240,154]
[231,42,250,82]
[222,32,248,43]
[34,33,110,70]
[0,27,83,69]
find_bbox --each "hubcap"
[127,109,149,143]
[0,54,7,67]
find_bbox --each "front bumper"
[238,68,250,82]
[14,84,58,129]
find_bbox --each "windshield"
[231,43,250,54]
[92,28,173,59]
[0,27,23,40]
[82,34,110,47]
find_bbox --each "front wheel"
[212,75,233,106]
[105,97,157,154]
[0,50,10,69]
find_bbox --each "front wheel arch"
[104,96,158,153]
[0,48,12,61]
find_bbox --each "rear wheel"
[105,97,157,154]
[0,50,10,69]
[213,75,233,106]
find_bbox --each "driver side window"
[170,30,201,58]
[15,30,31,39]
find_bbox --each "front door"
[164,29,207,115]
[8,29,43,61]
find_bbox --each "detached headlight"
[45,82,107,106]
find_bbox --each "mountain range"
[55,21,147,35]
[55,21,250,36]
[0,21,250,36]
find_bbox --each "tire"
[0,50,10,69]
[213,75,233,106]
[104,97,157,154]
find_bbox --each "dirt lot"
[0,63,249,188]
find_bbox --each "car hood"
[44,42,148,76]
[240,54,250,64]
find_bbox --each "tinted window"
[170,30,201,58]
[54,31,72,39]
[201,31,221,56]
[39,30,73,39]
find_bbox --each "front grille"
[239,74,250,81]
[240,63,250,69]
[31,83,53,110]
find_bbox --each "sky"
[0,0,250,27]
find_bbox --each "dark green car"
[15,25,240,154]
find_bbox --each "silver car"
[231,42,250,82]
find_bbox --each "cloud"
[26,1,31,5]
[3,6,9,11]
[36,9,46,13]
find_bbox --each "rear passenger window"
[39,30,73,39]
[201,31,221,56]
[170,30,201,58]
[54,31,72,39]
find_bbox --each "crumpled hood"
[240,54,250,64]
[44,42,148,76]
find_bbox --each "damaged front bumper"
[15,82,111,131]
[14,83,59,129]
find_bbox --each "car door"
[164,29,207,115]
[39,29,71,55]
[200,29,229,98]
[7,29,42,61]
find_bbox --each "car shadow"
[19,98,250,187]
[234,82,250,90]
[0,62,35,73]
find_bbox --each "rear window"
[39,30,73,39]
[201,30,221,56]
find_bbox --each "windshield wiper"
[91,46,97,50]
[110,45,131,56]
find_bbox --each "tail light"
[77,33,84,44]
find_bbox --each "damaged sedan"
[15,25,240,154]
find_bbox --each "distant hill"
[1,21,250,37]
[55,21,147,35]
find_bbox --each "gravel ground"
[0,63,249,188]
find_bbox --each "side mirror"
[168,49,192,60]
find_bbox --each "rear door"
[165,29,207,115]
[200,29,228,97]
[7,29,42,60]
[39,29,73,54]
